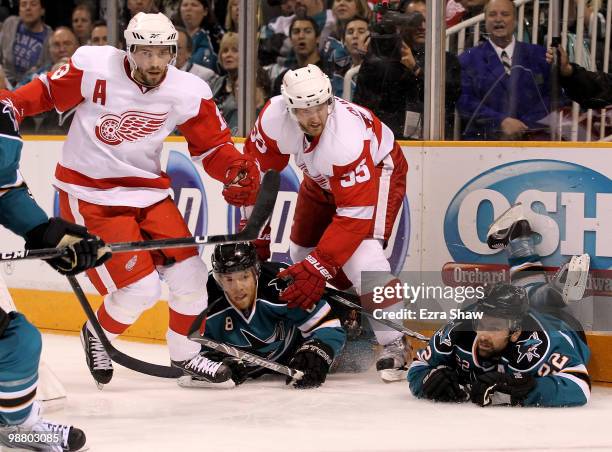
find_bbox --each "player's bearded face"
[217,269,258,311]
[294,103,329,136]
[475,316,512,358]
[132,45,174,86]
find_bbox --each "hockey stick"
[324,287,430,342]
[67,275,183,379]
[0,170,281,262]
[187,331,304,380]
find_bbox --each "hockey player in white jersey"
[1,13,260,389]
[243,65,411,381]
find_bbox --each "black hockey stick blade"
[0,170,281,261]
[324,287,430,342]
[188,331,304,380]
[67,275,182,379]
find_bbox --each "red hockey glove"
[277,251,338,310]
[222,159,260,206]
[239,218,271,261]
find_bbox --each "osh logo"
[227,166,410,275]
[94,110,167,146]
[53,150,207,244]
[443,160,612,270]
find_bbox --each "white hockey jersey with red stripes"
[244,95,407,267]
[10,45,242,207]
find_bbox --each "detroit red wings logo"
[94,110,168,145]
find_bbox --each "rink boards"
[3,137,612,383]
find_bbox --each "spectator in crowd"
[402,0,460,138]
[0,0,52,87]
[72,3,94,46]
[210,32,271,135]
[175,26,219,84]
[177,0,219,71]
[344,15,369,69]
[331,0,370,38]
[354,1,460,139]
[295,0,335,50]
[262,0,334,52]
[19,27,80,134]
[89,20,108,46]
[268,16,324,95]
[457,0,555,140]
[333,15,369,98]
[322,0,370,95]
[546,45,612,109]
[225,0,238,32]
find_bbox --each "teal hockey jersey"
[204,262,346,376]
[408,310,591,407]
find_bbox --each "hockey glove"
[277,251,338,310]
[25,218,111,276]
[470,371,536,407]
[421,366,469,402]
[222,159,260,206]
[239,218,271,262]
[286,340,334,389]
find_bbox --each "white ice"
[14,332,612,452]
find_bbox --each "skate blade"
[378,368,408,383]
[95,381,105,391]
[177,376,236,389]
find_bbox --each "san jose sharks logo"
[515,332,543,364]
[438,322,457,347]
[238,322,287,357]
[268,277,287,293]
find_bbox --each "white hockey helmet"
[124,12,178,69]
[281,64,334,121]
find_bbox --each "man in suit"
[457,0,556,140]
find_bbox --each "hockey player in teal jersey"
[0,99,109,451]
[194,242,346,389]
[408,205,591,407]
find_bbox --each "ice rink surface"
[18,332,612,452]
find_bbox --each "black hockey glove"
[25,217,111,276]
[286,340,334,389]
[421,366,469,402]
[470,371,536,407]
[0,306,9,337]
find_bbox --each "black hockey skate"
[486,203,533,250]
[80,323,113,389]
[172,352,235,389]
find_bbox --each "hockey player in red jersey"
[1,13,260,388]
[243,65,411,382]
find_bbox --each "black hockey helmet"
[211,242,259,275]
[475,283,528,331]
